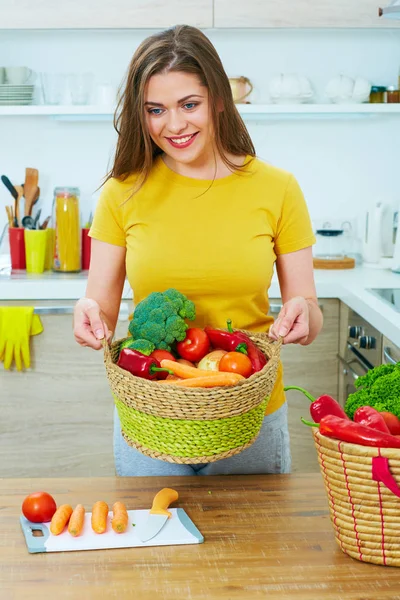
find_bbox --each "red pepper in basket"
[226,320,267,374]
[302,415,400,448]
[353,406,390,434]
[380,411,400,435]
[117,348,173,380]
[204,321,248,355]
[284,386,348,423]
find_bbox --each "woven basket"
[313,429,400,567]
[103,331,282,464]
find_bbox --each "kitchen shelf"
[1,103,400,121]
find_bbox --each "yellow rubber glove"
[0,307,43,371]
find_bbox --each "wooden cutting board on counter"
[20,508,203,553]
[313,257,355,269]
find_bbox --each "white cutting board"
[20,508,203,553]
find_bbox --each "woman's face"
[144,71,214,166]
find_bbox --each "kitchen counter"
[2,266,400,346]
[1,473,399,600]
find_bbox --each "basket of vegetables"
[286,363,400,567]
[103,288,282,464]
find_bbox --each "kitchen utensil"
[23,168,39,217]
[363,201,388,265]
[33,208,42,230]
[24,229,48,274]
[1,175,18,200]
[20,506,203,553]
[136,488,179,542]
[40,215,51,230]
[21,216,35,229]
[228,76,253,103]
[5,206,13,228]
[1,176,21,226]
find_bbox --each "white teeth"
[170,134,194,145]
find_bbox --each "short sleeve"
[89,179,126,247]
[274,175,316,255]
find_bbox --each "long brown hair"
[107,25,255,189]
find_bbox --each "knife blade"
[136,488,179,542]
[1,175,18,201]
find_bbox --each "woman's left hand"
[268,296,310,345]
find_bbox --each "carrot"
[112,501,129,533]
[50,504,73,535]
[68,504,85,537]
[160,359,230,379]
[160,373,244,387]
[91,500,109,534]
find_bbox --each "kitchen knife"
[1,175,18,200]
[136,488,179,542]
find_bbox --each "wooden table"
[1,473,400,600]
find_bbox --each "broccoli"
[120,338,155,355]
[128,289,196,351]
[344,362,400,419]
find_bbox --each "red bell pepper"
[353,406,390,434]
[303,414,400,448]
[284,385,348,423]
[117,348,172,380]
[226,320,267,374]
[204,322,248,355]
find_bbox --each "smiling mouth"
[166,132,199,148]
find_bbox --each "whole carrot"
[112,501,129,533]
[91,501,109,534]
[50,504,73,535]
[68,504,85,537]
[160,373,244,387]
[160,359,240,380]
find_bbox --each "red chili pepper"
[117,348,172,380]
[353,406,390,434]
[226,320,267,374]
[204,322,248,355]
[302,414,400,448]
[284,385,348,423]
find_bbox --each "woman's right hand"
[73,298,112,350]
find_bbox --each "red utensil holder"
[9,227,26,270]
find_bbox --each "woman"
[73,25,323,477]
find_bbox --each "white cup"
[5,66,33,85]
[0,67,5,84]
[95,83,117,107]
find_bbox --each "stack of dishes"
[0,84,34,105]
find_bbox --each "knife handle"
[149,488,179,518]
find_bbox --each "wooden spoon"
[23,168,39,217]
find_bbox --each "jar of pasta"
[52,187,81,272]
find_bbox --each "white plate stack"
[0,84,34,105]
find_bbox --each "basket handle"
[101,337,111,359]
[372,456,400,498]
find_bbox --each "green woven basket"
[103,331,282,464]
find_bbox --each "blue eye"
[184,102,197,110]
[148,108,163,115]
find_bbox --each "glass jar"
[314,229,345,259]
[386,86,400,103]
[52,187,81,272]
[369,86,387,103]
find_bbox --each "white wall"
[1,27,400,247]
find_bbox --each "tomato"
[150,349,176,380]
[22,491,57,523]
[176,328,210,362]
[380,412,400,435]
[150,350,176,363]
[219,352,253,378]
[197,350,227,371]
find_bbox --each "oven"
[338,307,383,407]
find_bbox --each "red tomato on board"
[219,352,253,378]
[22,492,57,523]
[150,350,176,379]
[176,328,210,362]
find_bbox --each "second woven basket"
[104,331,282,464]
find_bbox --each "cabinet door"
[214,0,400,28]
[1,0,213,29]
[269,298,339,473]
[382,335,400,365]
[0,300,132,478]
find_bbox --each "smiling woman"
[73,24,322,478]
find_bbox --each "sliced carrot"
[50,504,73,535]
[161,373,244,387]
[160,359,229,379]
[68,504,85,537]
[91,500,109,534]
[112,501,129,533]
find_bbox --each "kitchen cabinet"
[214,0,400,28]
[270,298,340,473]
[0,299,132,478]
[382,335,400,364]
[0,0,213,29]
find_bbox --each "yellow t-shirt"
[90,155,316,415]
